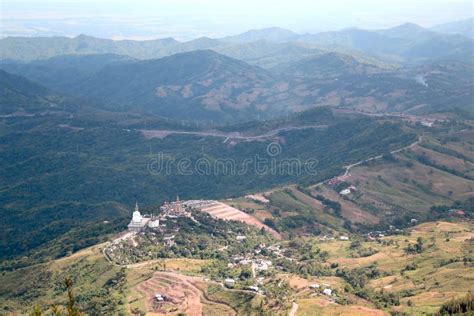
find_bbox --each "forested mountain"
[1,50,472,122]
[0,34,179,61]
[298,27,474,65]
[1,23,472,66]
[272,52,385,78]
[377,23,436,40]
[431,17,474,38]
[0,70,64,114]
[63,50,285,121]
[0,54,135,93]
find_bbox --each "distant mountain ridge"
[430,17,474,39]
[1,22,472,66]
[1,50,471,121]
[220,27,299,43]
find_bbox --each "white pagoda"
[128,202,149,232]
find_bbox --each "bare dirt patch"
[133,271,235,316]
[199,201,281,240]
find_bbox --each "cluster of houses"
[318,235,350,241]
[325,175,359,196]
[230,257,273,271]
[224,278,261,293]
[223,244,286,292]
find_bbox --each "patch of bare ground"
[133,272,235,316]
[199,201,282,240]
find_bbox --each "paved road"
[141,125,328,141]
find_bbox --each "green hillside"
[0,106,417,269]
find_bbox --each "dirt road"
[310,136,422,188]
[289,302,299,316]
[133,271,235,316]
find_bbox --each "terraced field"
[133,271,236,315]
[199,201,282,239]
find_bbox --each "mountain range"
[1,50,472,121]
[430,17,474,39]
[1,21,472,66]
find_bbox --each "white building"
[255,259,272,271]
[236,235,247,241]
[323,288,332,296]
[340,189,351,195]
[224,278,235,287]
[148,218,160,228]
[127,202,149,232]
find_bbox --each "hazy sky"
[1,0,472,40]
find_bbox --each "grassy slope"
[348,133,473,221]
[227,125,473,234]
[292,221,473,315]
[0,244,264,315]
[0,245,126,315]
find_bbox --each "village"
[103,197,344,307]
[102,181,469,313]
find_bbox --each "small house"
[155,294,164,302]
[224,278,235,287]
[236,235,247,241]
[323,288,332,296]
[340,189,351,195]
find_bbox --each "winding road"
[342,136,422,177]
[311,136,422,188]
